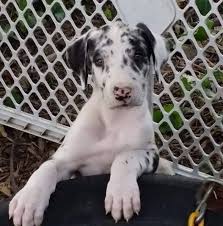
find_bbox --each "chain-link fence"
[0,0,223,180]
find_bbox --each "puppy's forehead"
[106,24,142,47]
[89,23,144,51]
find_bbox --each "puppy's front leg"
[9,148,76,226]
[105,147,159,222]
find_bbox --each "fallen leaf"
[0,182,11,197]
[0,125,7,137]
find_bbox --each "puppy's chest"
[79,126,148,175]
[97,130,134,152]
[91,122,149,156]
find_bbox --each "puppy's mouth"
[111,99,142,109]
[121,99,132,107]
[116,98,130,107]
[122,102,129,107]
[119,102,129,108]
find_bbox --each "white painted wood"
[115,0,176,34]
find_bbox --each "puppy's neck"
[90,88,149,128]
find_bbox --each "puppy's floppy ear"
[66,32,92,90]
[137,23,168,75]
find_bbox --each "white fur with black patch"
[9,21,173,226]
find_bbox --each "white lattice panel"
[0,0,223,180]
[0,0,119,142]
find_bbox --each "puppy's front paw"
[156,158,175,176]
[105,175,140,222]
[9,185,50,226]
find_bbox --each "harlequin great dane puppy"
[9,21,174,226]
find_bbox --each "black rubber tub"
[0,175,223,226]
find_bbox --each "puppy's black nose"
[113,86,132,101]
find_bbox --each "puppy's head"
[67,21,168,108]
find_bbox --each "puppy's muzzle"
[113,86,132,102]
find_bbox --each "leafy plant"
[163,103,174,112]
[202,78,212,90]
[24,9,36,28]
[169,111,183,130]
[16,20,28,37]
[16,0,27,10]
[1,23,10,33]
[51,3,65,22]
[102,1,117,21]
[12,87,24,104]
[206,18,214,30]
[181,73,196,91]
[153,108,163,123]
[194,27,208,42]
[201,78,217,98]
[182,77,192,91]
[46,0,55,4]
[104,7,113,20]
[3,97,15,108]
[196,0,211,16]
[159,122,172,135]
[214,69,223,84]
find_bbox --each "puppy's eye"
[134,51,145,61]
[94,56,104,67]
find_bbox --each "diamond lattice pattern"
[0,0,222,179]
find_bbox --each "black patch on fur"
[125,160,128,164]
[101,24,110,32]
[127,35,149,71]
[111,50,113,55]
[130,61,139,73]
[98,32,108,43]
[151,153,159,173]
[145,157,150,168]
[125,48,131,55]
[121,32,129,43]
[115,18,122,23]
[102,81,105,87]
[129,37,141,47]
[123,56,128,65]
[132,77,136,80]
[143,68,148,77]
[67,33,98,89]
[139,162,143,170]
[142,83,145,90]
[87,38,96,54]
[107,38,113,46]
[121,32,128,38]
[137,23,156,65]
[67,38,86,74]
[101,38,113,48]
[117,21,126,29]
[105,65,109,73]
[98,34,103,42]
[67,36,94,88]
[134,51,148,70]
